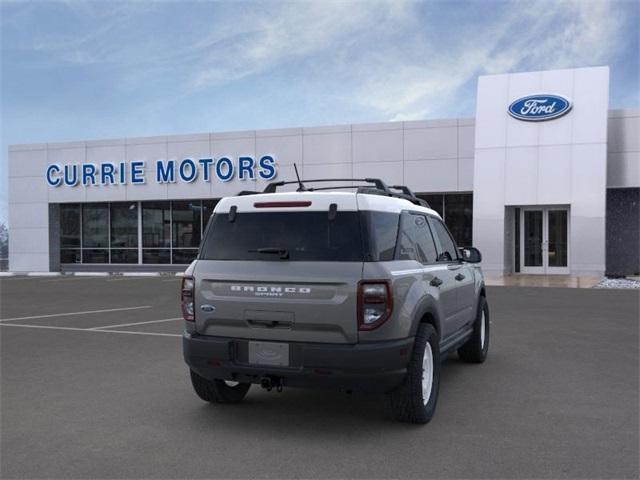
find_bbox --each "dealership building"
[7,66,640,276]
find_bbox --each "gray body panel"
[360,260,482,348]
[191,256,483,350]
[193,260,362,344]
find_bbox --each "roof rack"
[388,185,431,208]
[263,178,389,193]
[259,177,431,208]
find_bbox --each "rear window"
[200,211,364,261]
[200,210,401,262]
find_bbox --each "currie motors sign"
[45,155,277,187]
[508,94,572,121]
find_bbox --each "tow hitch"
[260,376,283,392]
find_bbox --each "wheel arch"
[410,299,442,339]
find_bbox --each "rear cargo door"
[194,261,361,344]
[194,192,364,344]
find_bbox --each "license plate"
[248,341,290,367]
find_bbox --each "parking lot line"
[0,306,152,322]
[0,323,180,337]
[41,276,110,283]
[90,317,182,330]
[106,277,163,282]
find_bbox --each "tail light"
[181,276,195,321]
[357,280,393,331]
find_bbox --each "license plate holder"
[248,341,290,367]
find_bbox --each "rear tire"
[189,370,251,403]
[458,296,489,363]
[388,323,440,424]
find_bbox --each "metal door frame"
[519,206,570,275]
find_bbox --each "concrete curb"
[120,272,162,277]
[1,271,186,277]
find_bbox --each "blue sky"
[1,0,638,225]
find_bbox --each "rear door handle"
[430,277,443,287]
[455,273,465,281]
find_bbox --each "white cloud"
[7,0,630,121]
[350,0,626,121]
[189,1,414,90]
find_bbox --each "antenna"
[293,163,306,191]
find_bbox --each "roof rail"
[261,177,431,208]
[263,178,390,193]
[389,185,431,208]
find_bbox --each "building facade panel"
[537,145,572,204]
[607,152,640,188]
[353,161,404,186]
[352,128,403,163]
[504,147,539,205]
[572,67,610,145]
[404,126,458,160]
[8,147,48,178]
[457,157,474,191]
[302,131,351,165]
[9,176,48,204]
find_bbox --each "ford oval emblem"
[200,304,216,313]
[508,94,572,121]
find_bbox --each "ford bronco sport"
[182,178,489,424]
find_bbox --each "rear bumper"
[183,333,414,393]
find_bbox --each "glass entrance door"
[522,210,545,274]
[519,207,569,274]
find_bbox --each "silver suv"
[182,178,489,424]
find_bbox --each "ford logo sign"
[508,94,572,121]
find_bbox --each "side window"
[396,213,438,264]
[428,217,459,262]
[362,211,400,261]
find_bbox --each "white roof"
[215,191,440,217]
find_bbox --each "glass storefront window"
[60,204,81,248]
[111,203,138,248]
[82,249,109,264]
[82,204,109,248]
[59,198,221,265]
[172,201,202,248]
[172,248,199,264]
[417,193,473,247]
[60,249,81,263]
[142,249,170,264]
[111,249,138,264]
[444,193,473,247]
[142,202,171,248]
[420,194,444,218]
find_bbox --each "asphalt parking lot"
[0,276,638,479]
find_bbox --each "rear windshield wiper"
[248,247,290,260]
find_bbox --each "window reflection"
[56,198,237,265]
[444,194,473,247]
[82,204,109,248]
[142,202,171,248]
[172,201,201,248]
[417,193,473,247]
[111,203,138,248]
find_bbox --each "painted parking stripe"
[0,323,180,337]
[90,317,182,330]
[41,276,110,283]
[0,306,151,322]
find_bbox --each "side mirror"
[459,247,482,263]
